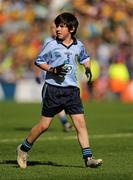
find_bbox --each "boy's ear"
[70,27,75,33]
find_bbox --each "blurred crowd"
[0,0,133,102]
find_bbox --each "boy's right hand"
[35,77,41,84]
[49,64,68,77]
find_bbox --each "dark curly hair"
[54,12,79,36]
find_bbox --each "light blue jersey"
[35,38,90,87]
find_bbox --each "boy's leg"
[26,116,52,144]
[71,114,103,168]
[71,114,90,148]
[17,116,52,168]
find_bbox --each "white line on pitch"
[0,133,133,143]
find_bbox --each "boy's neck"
[56,36,76,47]
[63,38,73,46]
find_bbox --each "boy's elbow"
[34,61,39,67]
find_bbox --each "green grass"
[0,100,133,180]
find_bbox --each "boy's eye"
[60,25,65,27]
[56,24,66,28]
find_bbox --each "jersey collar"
[56,37,77,49]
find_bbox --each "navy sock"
[60,116,68,125]
[82,147,92,159]
[20,139,33,152]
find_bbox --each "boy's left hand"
[85,68,92,84]
[49,63,68,77]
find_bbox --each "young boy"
[17,12,103,169]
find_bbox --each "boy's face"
[55,23,74,40]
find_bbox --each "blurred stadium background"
[0,0,133,103]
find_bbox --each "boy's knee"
[38,123,49,132]
[76,124,87,132]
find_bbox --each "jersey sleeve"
[79,45,91,64]
[35,42,53,66]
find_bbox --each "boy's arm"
[35,62,51,72]
[83,60,92,84]
[35,62,67,77]
[34,66,43,84]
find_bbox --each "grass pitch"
[0,100,133,180]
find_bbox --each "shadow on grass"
[14,127,62,132]
[0,160,84,168]
[14,127,31,131]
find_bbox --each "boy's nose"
[56,26,61,30]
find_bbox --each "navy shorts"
[41,83,84,117]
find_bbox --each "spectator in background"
[0,45,26,100]
[108,51,130,98]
